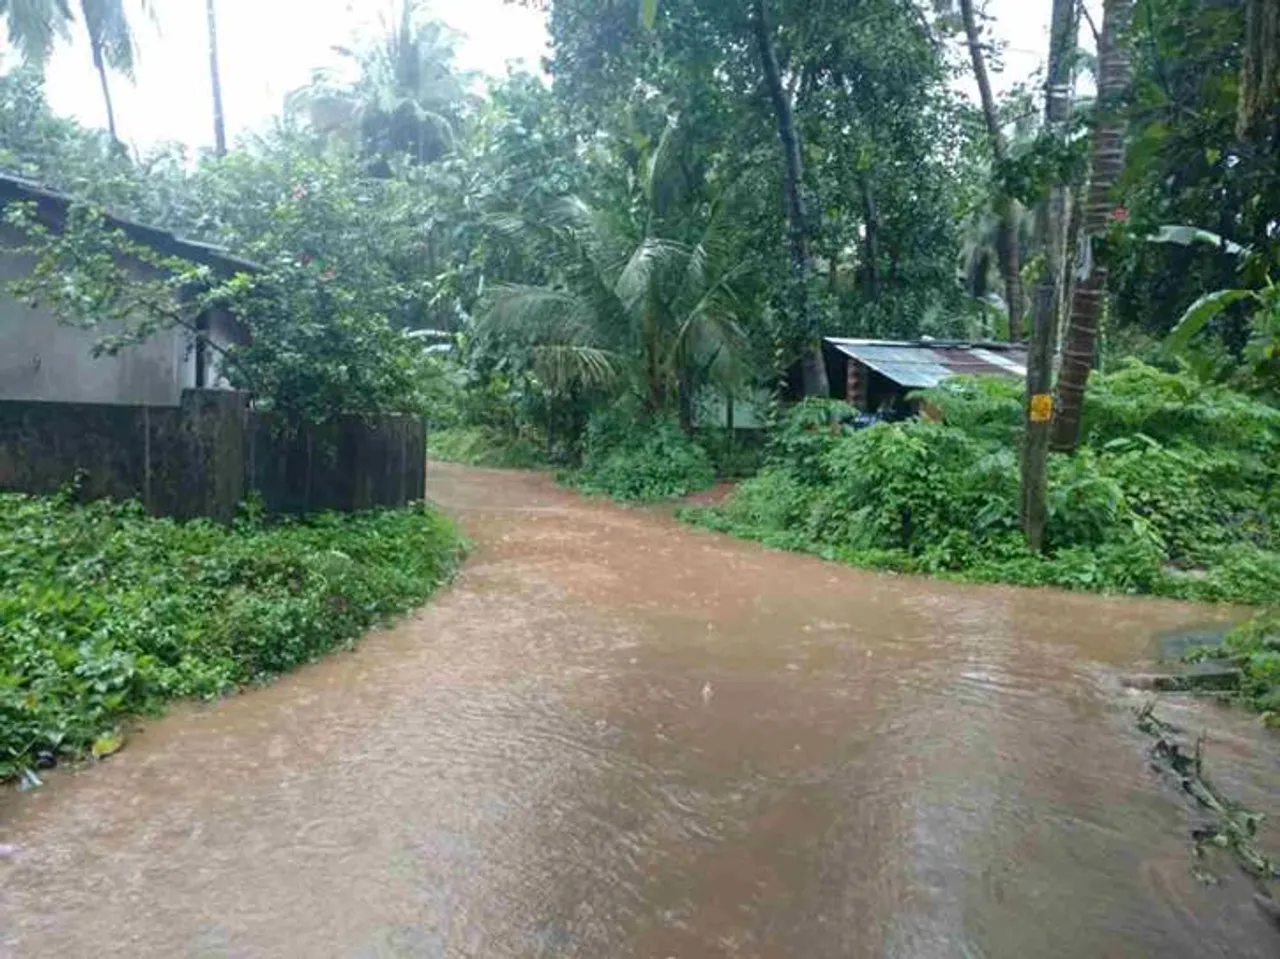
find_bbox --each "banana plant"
[1153,224,1280,395]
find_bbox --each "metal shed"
[822,338,1028,412]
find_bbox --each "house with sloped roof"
[0,173,257,407]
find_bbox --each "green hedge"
[0,494,464,782]
[684,364,1280,604]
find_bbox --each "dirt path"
[2,462,1277,958]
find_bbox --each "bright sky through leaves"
[18,0,1060,151]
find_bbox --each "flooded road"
[2,462,1277,958]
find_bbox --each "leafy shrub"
[697,428,767,479]
[569,413,715,502]
[1191,611,1280,719]
[1082,361,1280,453]
[912,376,1024,445]
[699,465,810,538]
[0,494,463,782]
[685,363,1280,605]
[769,398,858,485]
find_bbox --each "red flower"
[291,184,308,201]
[320,268,337,282]
[1108,206,1130,223]
[298,253,314,266]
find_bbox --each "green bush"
[1082,361,1280,453]
[0,494,464,782]
[769,398,858,485]
[1191,611,1280,719]
[568,413,715,502]
[685,363,1280,604]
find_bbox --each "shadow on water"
[1,462,1277,958]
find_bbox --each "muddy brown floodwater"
[3,462,1279,958]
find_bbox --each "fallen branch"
[1136,699,1280,884]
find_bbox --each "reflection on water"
[1,462,1276,958]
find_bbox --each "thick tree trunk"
[1053,0,1133,451]
[1238,0,1280,139]
[207,0,228,156]
[959,0,1024,340]
[1020,0,1077,550]
[752,0,829,396]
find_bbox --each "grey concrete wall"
[0,391,426,521]
[0,224,193,406]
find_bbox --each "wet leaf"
[91,733,124,760]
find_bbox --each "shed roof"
[825,338,1028,389]
[0,172,261,274]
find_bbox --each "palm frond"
[529,344,619,391]
[545,196,635,278]
[671,260,750,364]
[614,237,689,317]
[644,116,681,214]
[3,0,72,65]
[480,284,605,350]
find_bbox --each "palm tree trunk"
[1052,0,1134,452]
[752,0,829,397]
[1020,0,1077,551]
[92,44,120,144]
[959,0,1024,340]
[206,0,228,156]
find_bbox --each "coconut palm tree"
[288,1,466,165]
[80,0,140,143]
[0,0,71,67]
[1,0,143,143]
[479,127,750,426]
[1052,0,1135,451]
[958,0,1025,340]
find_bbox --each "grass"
[0,492,464,783]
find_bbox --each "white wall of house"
[0,227,245,407]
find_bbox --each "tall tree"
[958,0,1024,340]
[1052,0,1134,451]
[1238,0,1280,140]
[79,0,141,143]
[1020,0,1077,550]
[289,1,466,166]
[206,0,226,156]
[751,0,828,397]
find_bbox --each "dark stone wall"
[245,411,425,515]
[0,391,426,520]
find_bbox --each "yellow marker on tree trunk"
[1029,393,1054,423]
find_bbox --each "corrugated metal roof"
[825,338,1028,388]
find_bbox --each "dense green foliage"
[427,426,548,469]
[1224,612,1280,718]
[687,365,1280,602]
[566,410,716,502]
[0,493,463,782]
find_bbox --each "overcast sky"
[28,0,1060,153]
